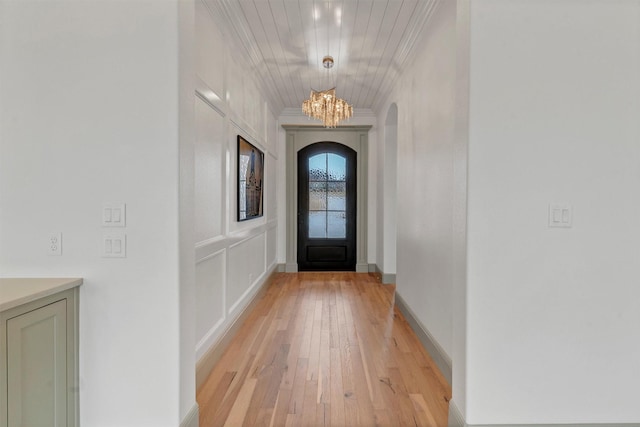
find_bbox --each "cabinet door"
[7,299,67,427]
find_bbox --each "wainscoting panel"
[194,96,224,242]
[266,151,277,219]
[226,50,243,127]
[266,223,277,269]
[195,0,223,97]
[227,232,267,315]
[195,249,226,358]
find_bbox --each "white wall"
[178,0,197,421]
[378,0,457,359]
[193,1,279,362]
[0,1,190,425]
[465,0,640,423]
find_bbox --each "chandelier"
[301,56,353,128]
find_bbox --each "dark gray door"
[297,142,356,271]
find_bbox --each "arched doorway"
[283,126,371,273]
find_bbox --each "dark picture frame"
[237,135,264,221]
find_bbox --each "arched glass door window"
[298,141,356,271]
[308,153,347,238]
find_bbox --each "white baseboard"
[394,291,452,385]
[448,401,640,427]
[179,403,199,427]
[196,268,277,391]
[373,263,396,284]
[448,401,465,427]
[285,262,298,272]
[355,263,369,272]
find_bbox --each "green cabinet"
[1,286,78,427]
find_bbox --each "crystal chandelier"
[301,56,353,128]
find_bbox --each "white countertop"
[0,278,83,312]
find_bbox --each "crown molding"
[279,107,377,127]
[203,0,286,113]
[373,0,441,112]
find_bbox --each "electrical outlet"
[48,232,62,256]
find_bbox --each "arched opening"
[283,126,371,273]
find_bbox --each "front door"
[297,142,356,271]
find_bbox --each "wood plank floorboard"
[197,272,451,427]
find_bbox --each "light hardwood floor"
[197,272,451,426]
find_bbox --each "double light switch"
[103,203,126,257]
[548,203,572,228]
[103,233,126,258]
[103,204,126,227]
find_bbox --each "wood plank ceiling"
[206,0,439,114]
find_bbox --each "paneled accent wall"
[194,0,279,361]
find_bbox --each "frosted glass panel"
[306,150,348,240]
[309,182,327,210]
[309,212,326,238]
[327,154,346,181]
[309,154,327,181]
[327,182,345,210]
[327,212,346,238]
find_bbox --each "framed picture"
[237,135,264,221]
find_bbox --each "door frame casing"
[283,125,371,272]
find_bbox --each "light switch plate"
[548,203,572,228]
[103,233,126,258]
[103,203,126,227]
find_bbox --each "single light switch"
[103,203,126,227]
[549,203,572,228]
